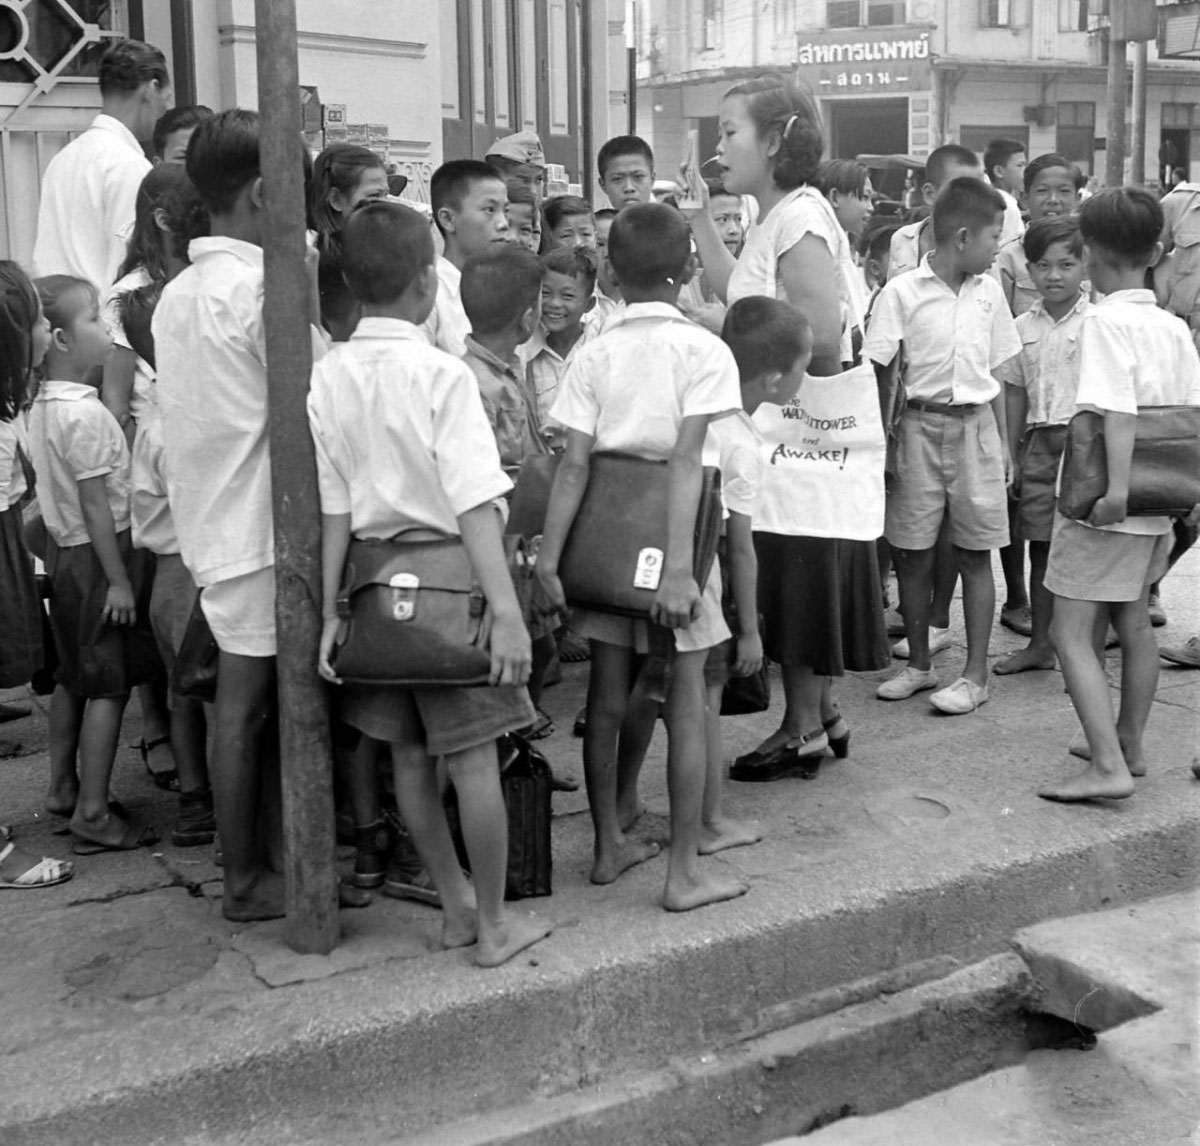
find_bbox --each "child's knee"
[954,546,991,574]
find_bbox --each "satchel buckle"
[389,572,419,622]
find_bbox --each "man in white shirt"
[33,39,171,292]
[422,160,510,357]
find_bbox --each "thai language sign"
[795,26,932,95]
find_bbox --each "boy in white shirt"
[865,178,1021,715]
[537,203,746,913]
[983,138,1027,249]
[154,109,325,923]
[423,160,510,357]
[312,201,550,967]
[1040,188,1200,803]
[888,145,983,281]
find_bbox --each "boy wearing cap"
[486,131,547,202]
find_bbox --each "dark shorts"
[339,682,535,758]
[148,552,200,706]
[47,532,162,699]
[1015,424,1068,543]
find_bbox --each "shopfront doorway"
[827,98,909,160]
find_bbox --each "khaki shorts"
[1015,424,1068,543]
[201,566,276,658]
[885,406,1010,552]
[1044,514,1172,603]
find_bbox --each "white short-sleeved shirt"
[992,236,1038,317]
[997,188,1025,248]
[863,254,1022,404]
[27,380,131,547]
[887,218,930,281]
[420,256,471,358]
[550,302,741,458]
[727,187,861,361]
[102,267,156,425]
[704,410,762,520]
[32,115,151,292]
[998,293,1089,428]
[130,401,177,556]
[154,236,327,586]
[518,322,598,426]
[0,415,30,509]
[1073,289,1200,536]
[308,317,511,539]
[584,291,622,336]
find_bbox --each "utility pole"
[1130,38,1148,185]
[1105,30,1127,188]
[253,0,340,955]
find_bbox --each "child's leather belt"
[905,398,986,417]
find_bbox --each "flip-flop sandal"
[0,841,74,889]
[72,821,160,855]
[135,736,179,791]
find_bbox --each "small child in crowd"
[983,137,1027,247]
[889,144,983,281]
[425,159,510,356]
[587,207,622,332]
[541,195,596,252]
[505,180,542,253]
[597,135,656,212]
[866,177,1021,715]
[311,200,551,966]
[994,217,1089,677]
[1040,188,1200,803]
[29,274,160,853]
[993,153,1082,317]
[152,104,212,167]
[537,202,747,912]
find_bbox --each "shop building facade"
[635,0,1200,184]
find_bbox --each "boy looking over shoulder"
[424,159,510,357]
[311,201,551,966]
[865,177,1021,715]
[536,203,746,912]
[1040,188,1200,803]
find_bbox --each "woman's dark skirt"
[0,506,42,688]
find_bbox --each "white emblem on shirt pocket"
[633,548,664,591]
[389,573,419,621]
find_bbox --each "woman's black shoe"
[729,729,828,782]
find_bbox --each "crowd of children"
[2,44,1199,956]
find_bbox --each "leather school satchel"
[330,533,496,687]
[507,452,723,618]
[1058,406,1200,520]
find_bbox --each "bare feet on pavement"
[993,646,1056,675]
[1038,766,1136,803]
[475,916,552,967]
[1068,735,1147,776]
[663,870,748,912]
[223,871,286,922]
[590,838,660,885]
[698,817,763,855]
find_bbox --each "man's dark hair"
[1079,186,1164,266]
[185,108,261,215]
[1022,216,1083,264]
[540,245,598,293]
[931,176,1007,243]
[430,159,505,236]
[152,105,213,160]
[705,178,740,202]
[858,217,900,261]
[721,297,812,383]
[542,195,593,233]
[815,159,869,198]
[341,200,434,305]
[607,202,689,290]
[461,245,543,335]
[983,138,1026,183]
[597,135,654,178]
[923,144,981,190]
[98,38,169,96]
[1023,152,1078,193]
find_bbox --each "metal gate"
[0,0,127,267]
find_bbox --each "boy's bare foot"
[223,871,286,922]
[663,869,748,912]
[698,817,763,855]
[44,780,79,817]
[617,801,646,833]
[441,912,478,950]
[475,916,552,967]
[993,647,1056,675]
[1068,735,1146,775]
[590,838,660,885]
[1037,766,1136,803]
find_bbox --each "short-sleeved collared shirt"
[420,256,471,358]
[518,323,598,427]
[308,317,511,539]
[550,302,741,458]
[997,187,1025,248]
[27,380,130,547]
[102,267,156,424]
[1073,289,1200,536]
[154,236,326,586]
[998,293,1089,428]
[704,410,763,520]
[462,336,547,479]
[130,400,177,556]
[887,218,931,281]
[992,236,1038,317]
[584,290,622,336]
[863,254,1022,404]
[32,115,151,291]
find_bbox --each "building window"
[1057,101,1096,174]
[979,0,1012,27]
[701,0,723,49]
[827,0,905,26]
[1059,0,1088,31]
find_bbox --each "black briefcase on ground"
[500,733,553,900]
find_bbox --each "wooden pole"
[253,0,339,955]
[1130,39,1147,186]
[1105,31,1128,188]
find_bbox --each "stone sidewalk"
[1,555,1198,1144]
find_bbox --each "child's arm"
[778,237,845,376]
[78,476,135,625]
[1004,382,1028,479]
[990,384,1012,487]
[654,413,711,630]
[102,347,137,446]
[317,511,351,683]
[457,501,531,687]
[535,428,593,614]
[678,178,738,303]
[725,510,762,677]
[1088,411,1137,527]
